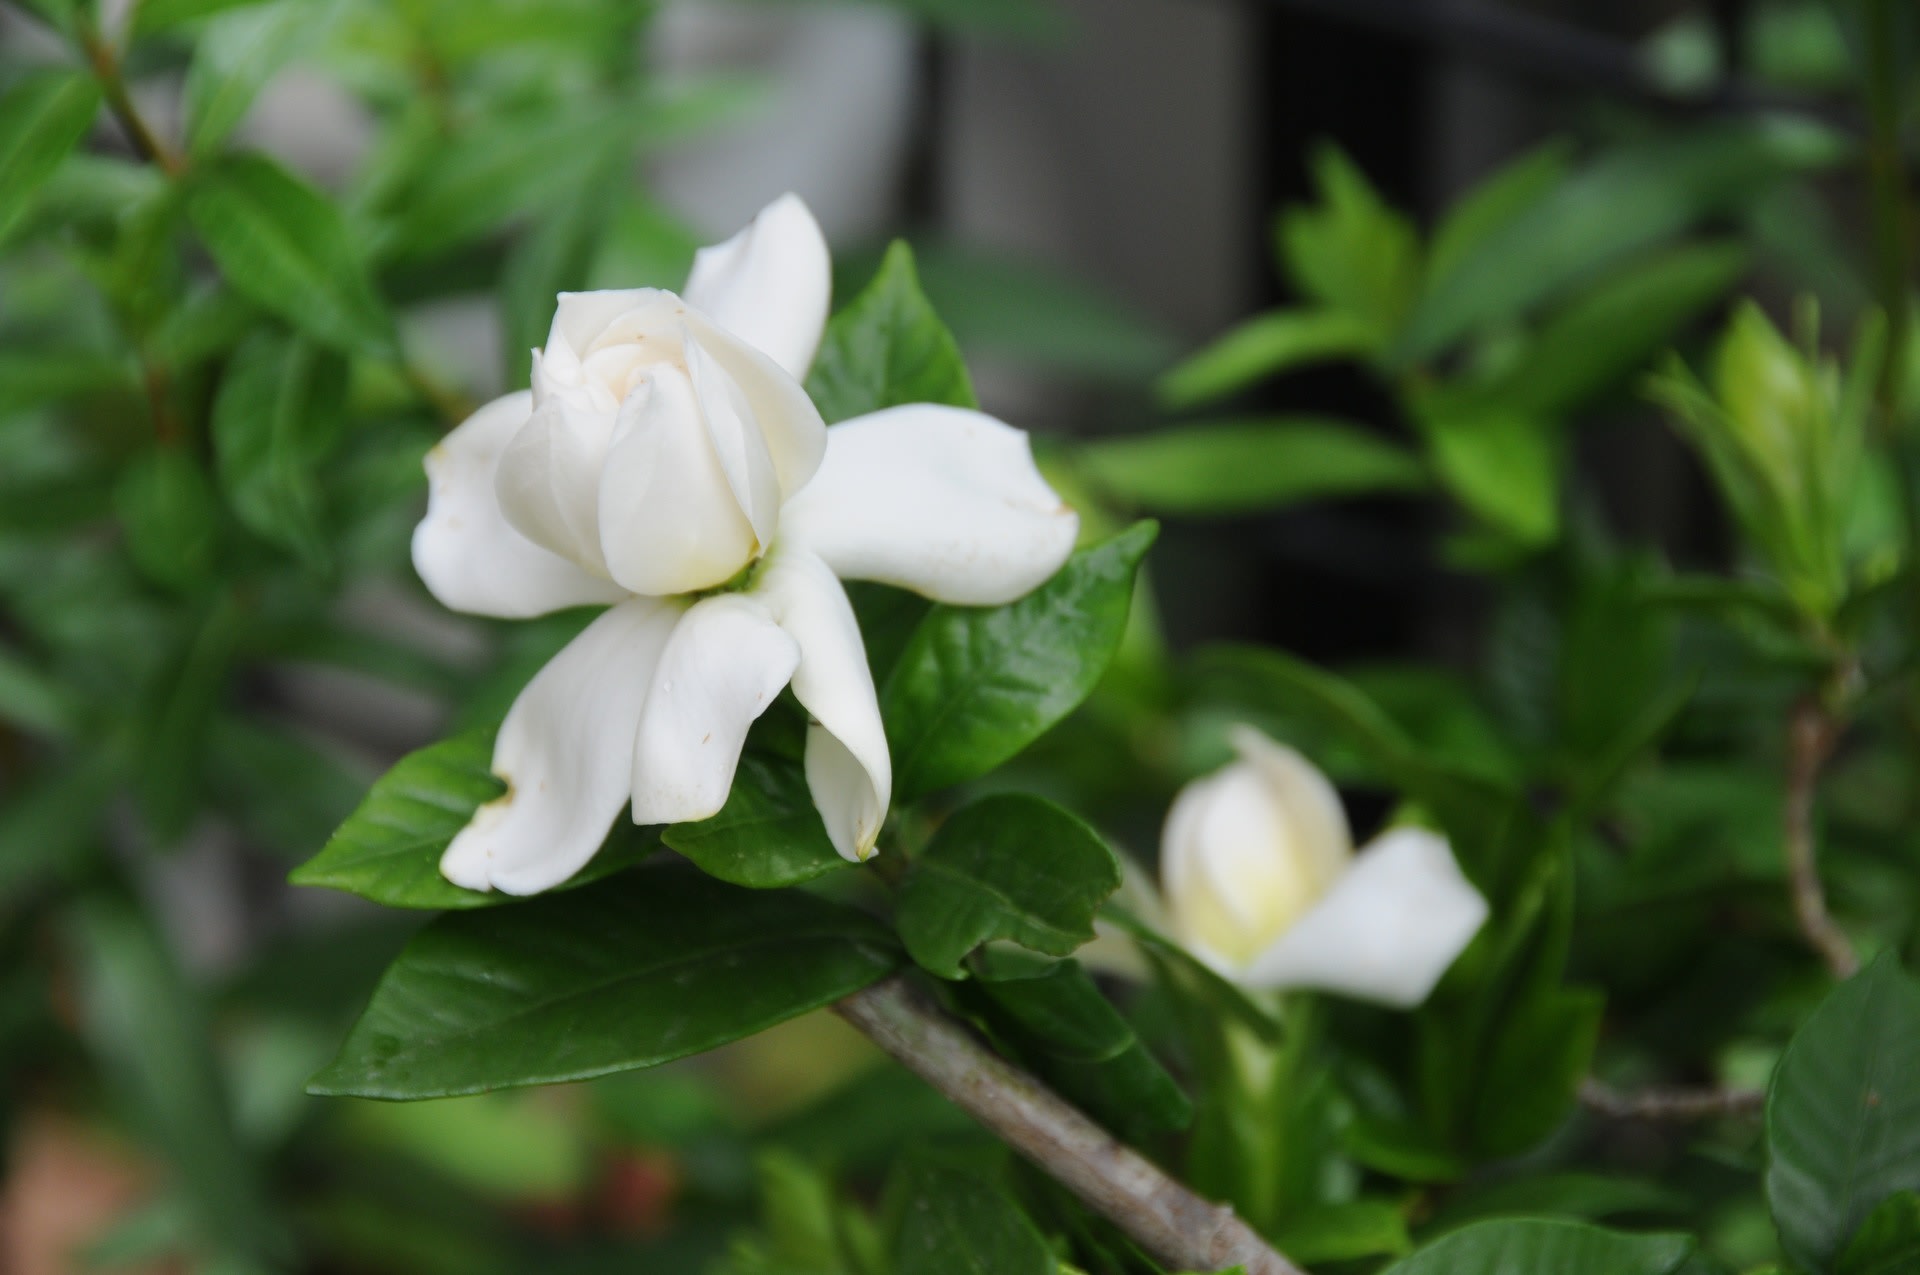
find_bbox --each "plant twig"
[76,23,184,177]
[1784,698,1857,979]
[1578,1078,1764,1122]
[835,976,1304,1275]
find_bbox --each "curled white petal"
[683,192,831,381]
[412,391,626,618]
[685,330,783,546]
[778,405,1079,605]
[596,365,760,596]
[1227,725,1353,888]
[755,546,890,861]
[630,593,799,826]
[1237,826,1489,1007]
[683,308,826,502]
[441,597,684,896]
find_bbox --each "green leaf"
[187,153,391,353]
[662,753,849,889]
[1839,1193,1920,1275]
[1486,242,1748,419]
[1075,416,1425,515]
[114,448,219,591]
[291,726,654,909]
[133,0,275,36]
[895,793,1120,978]
[0,69,102,246]
[806,240,975,424]
[1273,1201,1412,1265]
[0,643,75,739]
[1156,310,1376,409]
[211,331,345,568]
[309,864,899,1098]
[1276,146,1421,341]
[183,0,326,156]
[1767,957,1920,1273]
[499,162,621,389]
[1426,140,1574,287]
[1420,405,1559,548]
[0,352,137,415]
[884,522,1156,802]
[1382,1218,1695,1275]
[67,894,284,1267]
[968,952,1191,1141]
[885,1150,1053,1275]
[1396,116,1843,364]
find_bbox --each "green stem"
[75,19,184,177]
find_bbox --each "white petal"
[494,396,620,576]
[778,405,1079,605]
[684,308,826,501]
[630,593,799,826]
[1229,725,1354,887]
[682,193,831,381]
[596,365,760,596]
[686,329,783,545]
[1238,827,1490,1007]
[755,546,890,861]
[412,392,627,618]
[441,597,684,896]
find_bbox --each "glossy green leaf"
[291,726,655,909]
[1156,310,1376,409]
[187,153,391,353]
[183,0,325,155]
[211,331,345,568]
[114,449,218,591]
[1767,957,1920,1273]
[662,754,848,889]
[896,793,1120,978]
[884,521,1156,801]
[1382,1218,1694,1275]
[309,864,900,1098]
[1838,1193,1920,1275]
[885,1151,1053,1275]
[969,952,1191,1141]
[806,240,975,424]
[0,69,102,245]
[1076,416,1425,515]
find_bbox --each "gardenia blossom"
[412,194,1079,894]
[1160,725,1488,1007]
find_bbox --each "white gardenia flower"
[412,194,1079,894]
[1161,725,1488,1008]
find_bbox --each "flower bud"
[1160,726,1487,1008]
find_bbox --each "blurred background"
[0,0,1888,1270]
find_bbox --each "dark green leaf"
[290,726,655,909]
[969,953,1191,1141]
[662,753,848,888]
[884,521,1156,802]
[1419,404,1559,548]
[1382,1218,1694,1275]
[187,153,391,353]
[0,352,137,415]
[211,331,345,568]
[1274,1201,1412,1265]
[807,240,975,424]
[1156,310,1376,409]
[0,69,101,245]
[1396,117,1843,364]
[114,448,219,591]
[1426,140,1574,287]
[1839,1193,1920,1275]
[1075,416,1425,515]
[885,1150,1053,1275]
[896,793,1120,978]
[1767,957,1920,1273]
[309,864,900,1098]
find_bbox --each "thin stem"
[1578,1078,1764,1122]
[835,977,1305,1275]
[1784,698,1858,978]
[75,22,184,177]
